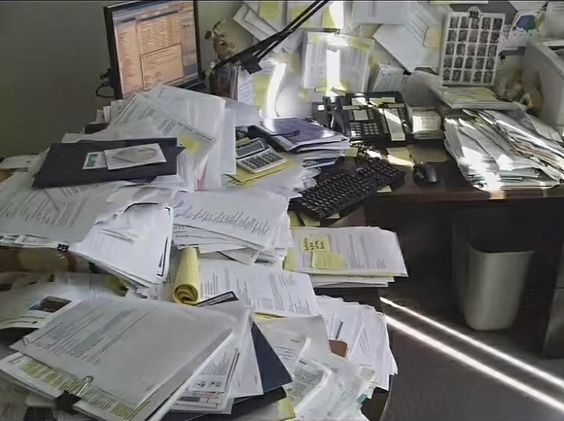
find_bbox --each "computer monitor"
[104,0,201,98]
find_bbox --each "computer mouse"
[413,162,439,185]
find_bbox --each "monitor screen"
[104,1,200,98]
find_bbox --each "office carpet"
[378,277,564,421]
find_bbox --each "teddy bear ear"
[205,30,212,39]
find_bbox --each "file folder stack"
[443,109,564,191]
[0,297,255,421]
[172,189,294,265]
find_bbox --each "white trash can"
[452,211,533,331]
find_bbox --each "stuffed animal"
[205,20,236,62]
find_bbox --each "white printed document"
[11,297,235,406]
[0,273,118,330]
[373,2,449,72]
[70,205,173,287]
[352,0,411,24]
[0,173,105,243]
[173,302,253,413]
[0,155,37,170]
[199,259,320,317]
[173,190,289,250]
[286,227,407,277]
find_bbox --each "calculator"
[236,137,287,173]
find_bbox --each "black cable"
[95,83,114,99]
[212,0,329,73]
[256,0,329,61]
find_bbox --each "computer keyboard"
[292,158,405,220]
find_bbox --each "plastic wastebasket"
[452,210,533,331]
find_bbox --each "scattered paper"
[287,227,407,277]
[0,173,106,243]
[0,155,37,170]
[374,2,449,72]
[352,0,411,25]
[12,297,235,406]
[199,258,320,317]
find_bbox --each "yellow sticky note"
[232,159,293,183]
[424,25,442,49]
[301,235,331,252]
[312,252,347,270]
[345,147,359,158]
[348,37,371,53]
[288,211,303,228]
[290,6,312,27]
[284,248,298,271]
[299,213,321,227]
[259,0,282,21]
[179,136,200,153]
[322,9,337,28]
[253,74,272,110]
[387,147,413,167]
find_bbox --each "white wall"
[0,0,251,156]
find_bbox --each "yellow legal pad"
[172,247,200,305]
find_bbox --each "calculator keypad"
[238,149,286,173]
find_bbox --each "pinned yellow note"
[312,252,347,270]
[424,25,442,49]
[322,9,337,28]
[301,236,331,252]
[259,0,283,22]
[253,74,272,110]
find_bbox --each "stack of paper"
[225,154,320,200]
[69,204,174,290]
[172,189,293,264]
[284,227,407,288]
[0,296,246,421]
[431,86,519,110]
[317,295,398,391]
[443,110,563,191]
[172,257,321,317]
[256,303,395,420]
[256,118,349,167]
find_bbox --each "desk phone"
[312,92,413,147]
[236,137,287,173]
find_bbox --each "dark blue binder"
[33,137,183,188]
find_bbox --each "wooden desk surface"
[375,143,564,204]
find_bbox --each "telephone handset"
[312,92,413,146]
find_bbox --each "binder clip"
[56,244,69,253]
[55,375,93,414]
